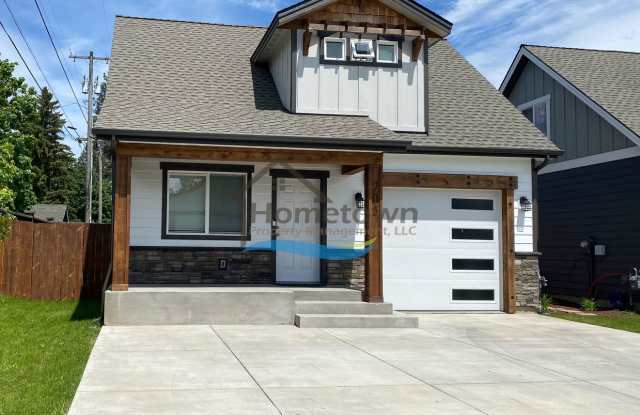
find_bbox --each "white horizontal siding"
[129,158,363,248]
[130,154,533,253]
[384,154,534,253]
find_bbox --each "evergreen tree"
[31,87,75,205]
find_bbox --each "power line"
[3,0,51,88]
[1,19,79,143]
[0,20,43,90]
[33,0,88,124]
[2,0,81,139]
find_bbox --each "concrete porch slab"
[105,287,366,325]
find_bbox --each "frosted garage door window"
[168,175,206,233]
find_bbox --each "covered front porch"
[111,141,385,302]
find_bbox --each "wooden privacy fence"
[0,222,112,300]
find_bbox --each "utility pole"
[70,51,109,223]
[97,141,103,223]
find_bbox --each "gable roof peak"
[252,0,452,63]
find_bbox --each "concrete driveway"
[69,313,640,414]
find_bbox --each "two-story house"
[95,0,560,326]
[501,45,640,306]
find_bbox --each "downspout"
[532,156,552,301]
[533,155,551,172]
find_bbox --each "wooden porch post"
[502,188,516,313]
[111,153,131,291]
[364,161,383,303]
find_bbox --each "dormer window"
[377,40,398,64]
[323,37,346,61]
[351,39,374,61]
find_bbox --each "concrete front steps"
[295,313,418,328]
[104,286,417,328]
[293,289,418,328]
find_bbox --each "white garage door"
[383,188,502,311]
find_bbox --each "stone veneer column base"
[514,252,541,310]
[326,258,365,293]
[129,247,366,291]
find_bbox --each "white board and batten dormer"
[266,28,425,132]
[294,31,425,132]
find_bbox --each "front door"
[274,177,321,284]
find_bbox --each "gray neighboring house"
[26,204,69,223]
[94,0,561,326]
[501,45,640,306]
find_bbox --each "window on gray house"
[518,96,549,136]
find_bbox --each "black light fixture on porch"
[519,196,532,211]
[355,192,365,209]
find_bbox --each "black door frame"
[270,169,329,286]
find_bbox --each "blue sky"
[2,0,640,155]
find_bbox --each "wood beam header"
[383,172,518,190]
[341,165,365,175]
[118,142,382,165]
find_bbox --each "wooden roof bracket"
[411,37,423,62]
[302,28,312,56]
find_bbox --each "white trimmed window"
[166,170,248,238]
[323,37,346,61]
[376,40,398,64]
[350,38,374,61]
[518,95,550,136]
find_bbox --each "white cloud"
[443,0,640,86]
[236,0,280,11]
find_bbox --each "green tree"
[31,87,75,205]
[0,57,37,237]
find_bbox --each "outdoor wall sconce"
[519,196,532,211]
[355,192,365,209]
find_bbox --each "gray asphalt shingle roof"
[94,16,560,156]
[524,45,640,138]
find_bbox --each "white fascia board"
[539,146,640,175]
[501,47,640,147]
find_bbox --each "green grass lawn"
[549,310,640,334]
[0,295,100,415]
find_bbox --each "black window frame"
[451,198,494,211]
[451,258,495,271]
[452,289,495,301]
[160,162,254,241]
[451,228,495,241]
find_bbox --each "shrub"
[539,294,552,314]
[581,298,597,312]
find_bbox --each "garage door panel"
[383,188,502,311]
[384,279,500,311]
[384,249,498,280]
[384,221,499,249]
